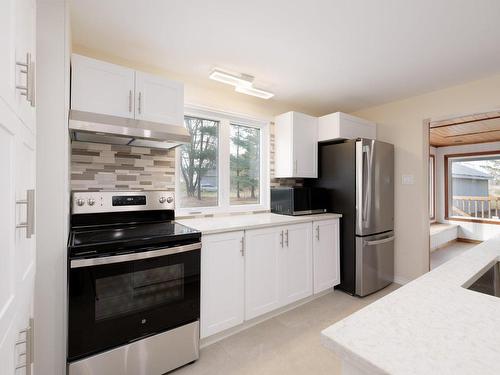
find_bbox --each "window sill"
[176,205,270,218]
[446,216,500,225]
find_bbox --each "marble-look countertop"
[177,212,342,235]
[321,235,500,375]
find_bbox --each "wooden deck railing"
[452,196,500,220]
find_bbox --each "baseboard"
[393,275,411,285]
[457,238,483,244]
[200,288,334,348]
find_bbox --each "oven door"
[68,242,201,361]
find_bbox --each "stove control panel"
[71,191,175,214]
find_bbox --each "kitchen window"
[176,107,269,215]
[445,151,500,224]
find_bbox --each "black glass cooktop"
[71,221,198,246]
[69,221,200,257]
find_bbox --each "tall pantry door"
[0,0,37,373]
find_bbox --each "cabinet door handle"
[316,225,320,240]
[285,229,289,247]
[128,90,133,113]
[240,237,245,256]
[138,92,142,114]
[280,230,284,248]
[16,189,35,238]
[16,53,35,107]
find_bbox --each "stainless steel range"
[67,191,201,375]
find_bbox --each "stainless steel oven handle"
[70,242,202,268]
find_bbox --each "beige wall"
[352,74,500,283]
[72,44,312,120]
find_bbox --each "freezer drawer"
[355,231,394,296]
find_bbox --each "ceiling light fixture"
[209,68,274,99]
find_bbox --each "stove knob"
[159,196,166,204]
[166,197,174,204]
[76,198,85,206]
[88,198,95,206]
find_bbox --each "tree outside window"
[230,124,260,205]
[179,116,218,208]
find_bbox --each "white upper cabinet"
[135,71,184,125]
[274,111,318,178]
[201,231,245,338]
[313,219,340,294]
[318,112,376,142]
[71,54,135,118]
[71,54,184,125]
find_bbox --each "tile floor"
[430,240,478,269]
[173,284,399,375]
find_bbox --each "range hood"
[69,110,191,149]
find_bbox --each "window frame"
[444,150,500,225]
[429,154,436,221]
[175,105,269,216]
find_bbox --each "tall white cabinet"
[274,111,318,178]
[0,0,36,373]
[201,231,245,338]
[71,54,184,126]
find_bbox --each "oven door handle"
[70,242,202,269]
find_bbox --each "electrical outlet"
[401,174,414,185]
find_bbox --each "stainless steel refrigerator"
[307,138,394,296]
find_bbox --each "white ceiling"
[71,0,500,115]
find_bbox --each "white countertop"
[321,235,500,375]
[177,212,342,235]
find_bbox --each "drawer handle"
[364,236,394,246]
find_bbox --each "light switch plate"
[402,174,414,185]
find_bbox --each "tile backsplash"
[70,122,301,192]
[71,141,175,191]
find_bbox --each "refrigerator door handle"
[362,145,372,228]
[364,236,395,246]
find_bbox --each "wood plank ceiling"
[429,111,500,147]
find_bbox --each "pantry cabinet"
[200,231,245,338]
[274,111,318,178]
[71,54,184,125]
[313,219,340,293]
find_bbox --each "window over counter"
[445,151,500,224]
[176,107,269,215]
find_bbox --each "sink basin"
[465,261,500,298]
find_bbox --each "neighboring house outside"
[452,163,492,197]
[200,168,217,191]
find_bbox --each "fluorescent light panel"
[235,85,274,99]
[209,68,274,99]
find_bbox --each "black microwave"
[270,187,327,216]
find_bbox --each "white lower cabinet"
[245,223,313,320]
[280,223,313,305]
[201,231,245,338]
[313,219,340,293]
[201,219,338,338]
[244,226,282,320]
